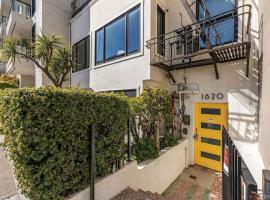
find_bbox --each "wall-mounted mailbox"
[182,115,190,126]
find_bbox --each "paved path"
[113,165,222,200]
[163,165,222,200]
[0,135,21,200]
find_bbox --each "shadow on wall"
[228,61,259,143]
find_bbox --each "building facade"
[70,0,269,197]
[1,0,270,198]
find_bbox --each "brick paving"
[164,165,222,200]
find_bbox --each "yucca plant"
[0,33,76,87]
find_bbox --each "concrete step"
[112,187,166,200]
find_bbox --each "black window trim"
[157,4,166,57]
[95,4,141,66]
[72,36,90,73]
[31,0,36,16]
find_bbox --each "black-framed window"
[32,0,35,16]
[157,5,165,56]
[110,89,137,98]
[197,0,237,48]
[72,36,90,72]
[95,5,141,65]
[32,24,36,42]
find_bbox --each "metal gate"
[222,127,258,200]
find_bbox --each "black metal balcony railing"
[146,5,252,78]
[71,0,91,17]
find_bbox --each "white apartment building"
[0,0,72,87]
[70,0,270,198]
[1,0,270,198]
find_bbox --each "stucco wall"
[258,0,270,169]
[34,0,72,87]
[19,75,35,88]
[167,61,258,165]
[68,139,188,200]
[88,0,151,92]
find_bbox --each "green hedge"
[0,88,129,200]
[0,82,18,89]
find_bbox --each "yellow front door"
[194,103,228,172]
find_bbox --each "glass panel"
[201,151,220,161]
[12,0,31,17]
[201,122,221,130]
[86,37,90,68]
[96,29,104,64]
[201,137,221,146]
[76,39,86,71]
[157,6,165,56]
[127,6,140,54]
[125,90,137,97]
[201,108,221,115]
[105,16,126,61]
[198,0,236,47]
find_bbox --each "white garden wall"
[68,139,188,200]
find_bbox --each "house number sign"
[201,93,224,100]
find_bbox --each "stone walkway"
[113,165,222,200]
[163,165,222,200]
[0,135,21,200]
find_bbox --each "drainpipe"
[69,20,72,87]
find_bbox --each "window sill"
[93,51,143,70]
[72,68,90,74]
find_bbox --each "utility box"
[182,115,190,126]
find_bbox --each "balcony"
[6,0,32,38]
[71,0,91,17]
[5,45,34,76]
[0,0,12,17]
[146,5,252,79]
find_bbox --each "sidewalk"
[0,135,21,200]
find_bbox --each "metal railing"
[222,127,258,200]
[71,0,91,17]
[146,5,252,68]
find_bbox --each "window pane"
[198,0,236,47]
[86,37,90,67]
[127,6,140,54]
[96,29,104,64]
[105,16,126,61]
[201,137,221,146]
[157,6,165,56]
[77,40,86,71]
[201,108,221,115]
[201,122,221,130]
[201,151,220,161]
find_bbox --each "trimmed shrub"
[160,134,178,149]
[0,74,17,85]
[0,88,129,200]
[132,138,159,163]
[0,82,18,89]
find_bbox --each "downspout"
[69,20,72,87]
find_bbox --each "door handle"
[194,128,199,141]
